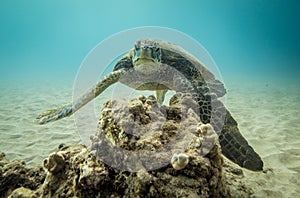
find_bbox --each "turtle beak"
[139,46,153,59]
[133,47,156,65]
[135,45,153,59]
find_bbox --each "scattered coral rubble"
[1,94,253,197]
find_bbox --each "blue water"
[0,0,299,84]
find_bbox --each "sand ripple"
[226,81,300,197]
[0,79,299,196]
[0,82,80,165]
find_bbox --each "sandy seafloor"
[0,77,299,197]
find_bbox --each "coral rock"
[0,152,45,198]
[43,152,65,174]
[4,94,254,197]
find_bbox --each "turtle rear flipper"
[220,110,264,171]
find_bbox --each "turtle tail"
[219,110,264,171]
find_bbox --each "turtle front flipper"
[35,103,73,124]
[35,69,126,125]
[189,78,263,171]
[219,110,264,171]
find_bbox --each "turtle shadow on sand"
[2,94,254,197]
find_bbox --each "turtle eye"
[134,44,140,50]
[154,47,160,54]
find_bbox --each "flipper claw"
[35,104,73,125]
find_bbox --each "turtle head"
[132,40,161,69]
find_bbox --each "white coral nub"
[199,123,214,136]
[171,153,189,170]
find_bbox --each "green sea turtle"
[36,39,263,171]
